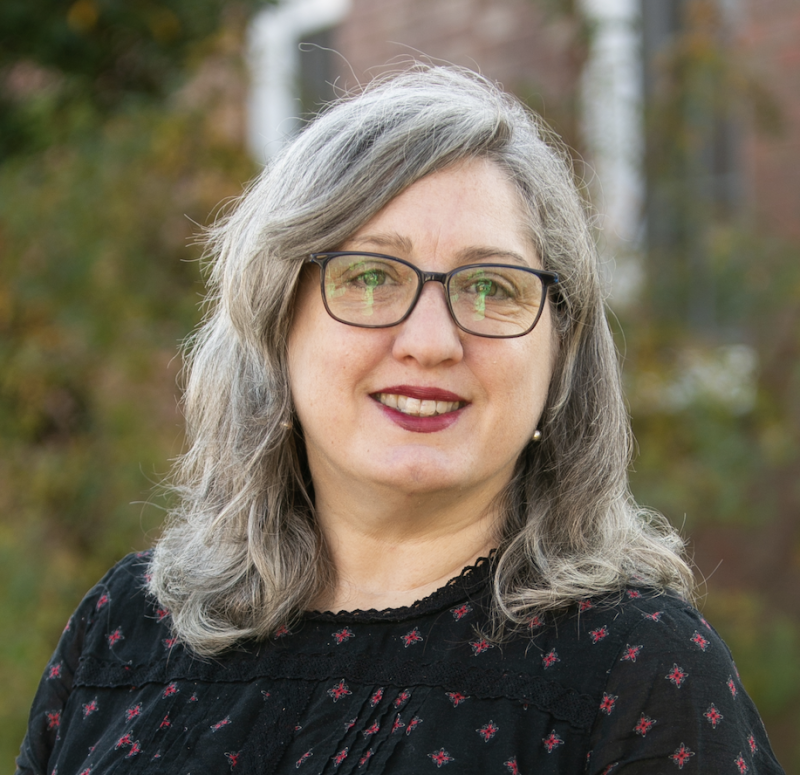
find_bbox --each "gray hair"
[149,65,693,655]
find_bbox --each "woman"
[18,66,784,774]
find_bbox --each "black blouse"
[17,552,785,774]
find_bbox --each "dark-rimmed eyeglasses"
[306,252,559,339]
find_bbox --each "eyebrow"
[343,232,535,268]
[345,232,413,254]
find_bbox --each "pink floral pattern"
[15,553,784,775]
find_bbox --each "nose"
[391,280,464,367]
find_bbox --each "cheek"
[494,332,556,423]
[526,310,559,396]
[288,316,386,423]
[287,287,328,415]
[288,331,338,419]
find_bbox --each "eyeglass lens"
[322,254,546,337]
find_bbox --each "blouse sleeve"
[587,602,785,774]
[15,562,120,775]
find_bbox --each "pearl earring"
[532,429,542,443]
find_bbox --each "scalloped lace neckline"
[306,551,495,623]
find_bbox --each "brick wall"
[740,0,800,240]
[331,0,584,146]
[327,0,798,240]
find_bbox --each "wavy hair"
[149,65,693,655]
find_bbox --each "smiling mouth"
[374,393,465,417]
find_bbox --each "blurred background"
[1,0,798,767]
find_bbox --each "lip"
[374,402,465,433]
[373,385,468,403]
[370,385,468,434]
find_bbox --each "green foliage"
[0,0,266,157]
[621,231,800,766]
[626,0,800,529]
[621,2,800,767]
[0,6,259,762]
[1,0,220,82]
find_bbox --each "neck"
[317,535,495,613]
[311,480,501,612]
[314,478,504,611]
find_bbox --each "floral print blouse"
[17,552,785,774]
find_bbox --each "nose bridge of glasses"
[407,270,460,328]
[419,270,449,287]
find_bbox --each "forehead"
[340,158,537,267]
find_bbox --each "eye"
[352,268,387,288]
[472,278,499,296]
[336,258,404,288]
[461,273,516,300]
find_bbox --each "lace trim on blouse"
[306,551,496,623]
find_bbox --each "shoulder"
[504,588,731,714]
[89,550,153,608]
[79,551,157,630]
[578,588,785,773]
[43,551,156,657]
[15,552,164,774]
[588,586,716,657]
[587,586,736,684]
[564,587,740,704]
[518,587,702,680]
[68,550,178,668]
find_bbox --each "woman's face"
[288,158,558,505]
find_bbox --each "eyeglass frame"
[306,251,560,339]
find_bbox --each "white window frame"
[580,0,644,303]
[247,0,352,164]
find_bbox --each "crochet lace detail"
[306,551,496,623]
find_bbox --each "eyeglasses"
[306,252,559,339]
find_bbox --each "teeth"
[420,400,436,416]
[376,393,462,417]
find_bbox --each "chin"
[370,453,463,493]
